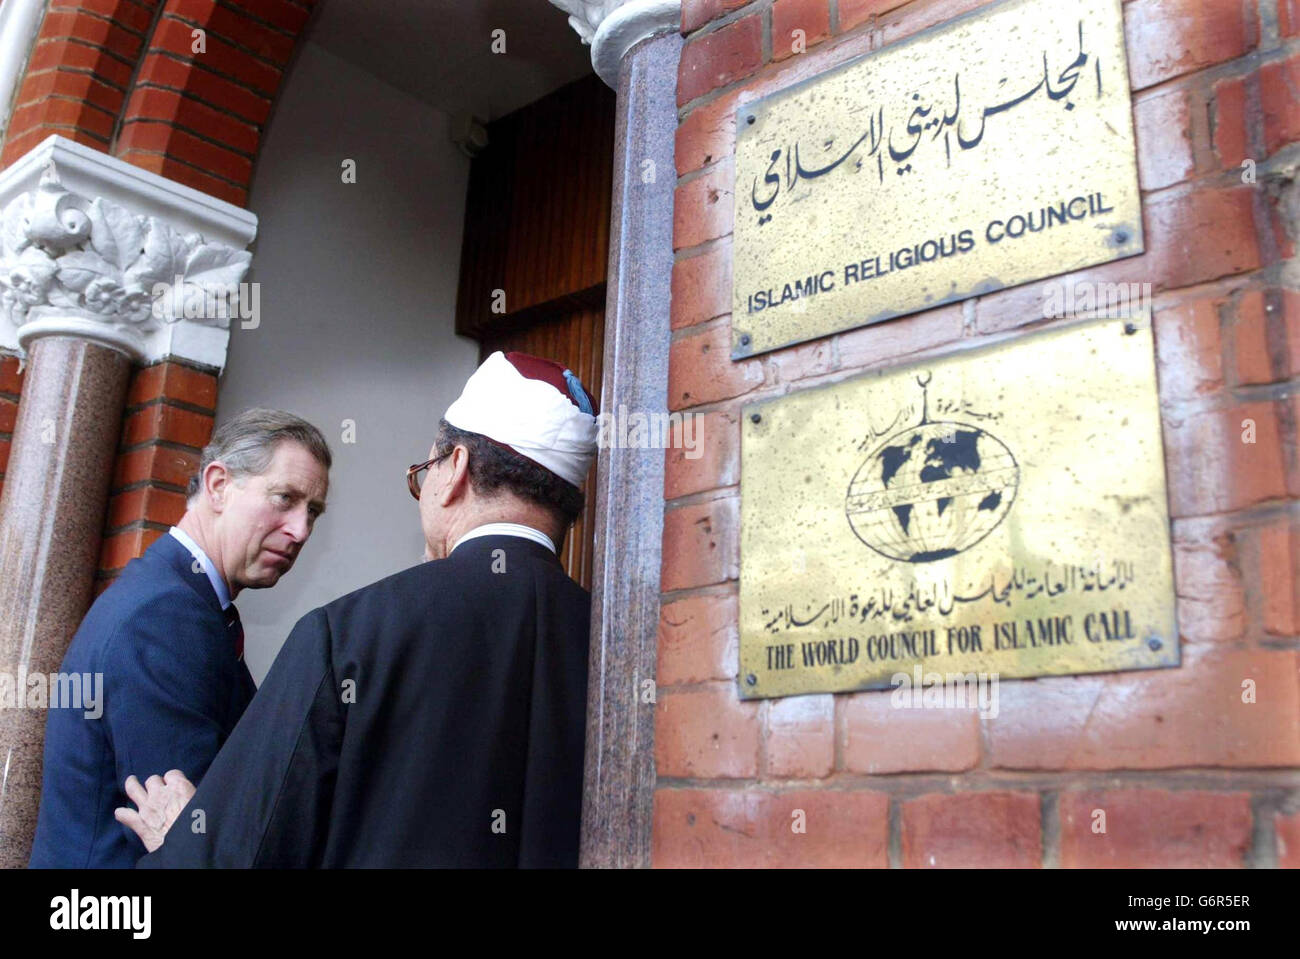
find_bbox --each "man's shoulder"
[445,535,591,593]
[91,548,209,621]
[315,540,590,622]
[317,557,468,618]
[69,545,221,663]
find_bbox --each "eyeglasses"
[405,453,447,501]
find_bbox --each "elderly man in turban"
[116,351,599,867]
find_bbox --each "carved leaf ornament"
[0,163,250,337]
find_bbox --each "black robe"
[137,534,591,868]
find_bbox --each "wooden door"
[455,74,615,589]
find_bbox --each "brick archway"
[3,0,314,204]
[0,0,317,587]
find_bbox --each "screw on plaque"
[746,114,756,125]
[750,412,761,424]
[1113,228,1130,245]
[1147,636,1163,651]
[1124,321,1138,335]
[739,333,751,347]
[745,673,757,686]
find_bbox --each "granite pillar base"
[0,336,131,868]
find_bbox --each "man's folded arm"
[136,607,345,868]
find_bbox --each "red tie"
[226,604,244,661]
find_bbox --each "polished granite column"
[0,336,130,867]
[578,22,682,867]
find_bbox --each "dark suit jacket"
[29,532,255,868]
[139,534,591,868]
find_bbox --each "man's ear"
[203,460,232,512]
[438,446,471,508]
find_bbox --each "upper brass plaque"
[731,0,1142,359]
[738,313,1177,699]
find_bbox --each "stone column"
[0,338,131,867]
[0,135,256,866]
[551,1,683,868]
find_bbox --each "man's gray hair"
[187,408,332,502]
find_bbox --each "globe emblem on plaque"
[845,376,1019,563]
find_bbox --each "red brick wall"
[94,360,217,592]
[1,0,161,164]
[0,356,212,584]
[660,0,1300,867]
[114,0,312,205]
[3,0,316,203]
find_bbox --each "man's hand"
[114,770,195,853]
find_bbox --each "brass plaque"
[738,313,1177,699]
[731,0,1143,359]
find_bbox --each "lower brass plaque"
[739,313,1177,699]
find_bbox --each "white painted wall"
[215,42,479,682]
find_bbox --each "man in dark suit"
[118,352,597,867]
[28,408,331,868]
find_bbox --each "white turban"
[443,351,598,487]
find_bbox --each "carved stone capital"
[549,0,682,86]
[0,135,257,370]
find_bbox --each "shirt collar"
[169,526,232,609]
[451,522,556,555]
